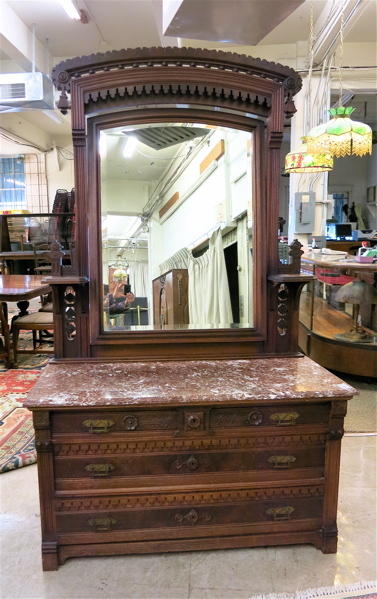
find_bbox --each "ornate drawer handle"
[269,412,299,426]
[88,517,117,531]
[247,410,263,426]
[266,506,295,521]
[267,456,297,469]
[85,463,115,477]
[175,508,212,526]
[188,415,202,428]
[83,419,115,433]
[123,415,138,431]
[174,455,211,471]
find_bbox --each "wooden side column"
[322,400,348,553]
[33,410,58,571]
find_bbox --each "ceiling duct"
[123,126,209,151]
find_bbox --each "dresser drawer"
[54,445,325,482]
[52,410,180,435]
[210,404,330,429]
[55,485,324,542]
[51,403,330,439]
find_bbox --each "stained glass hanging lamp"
[306,1,372,158]
[284,1,334,174]
[285,136,333,173]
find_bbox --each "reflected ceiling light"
[123,136,137,158]
[285,137,333,174]
[306,0,372,158]
[59,0,81,20]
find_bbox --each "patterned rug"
[0,369,44,472]
[0,304,53,472]
[251,581,377,599]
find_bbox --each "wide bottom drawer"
[55,485,324,542]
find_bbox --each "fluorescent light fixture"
[59,0,81,20]
[123,136,137,158]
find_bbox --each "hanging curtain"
[236,216,250,323]
[129,260,149,297]
[158,247,191,274]
[188,228,233,326]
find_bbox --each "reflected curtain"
[129,260,148,297]
[188,228,233,325]
[159,248,191,273]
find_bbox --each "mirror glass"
[100,122,254,331]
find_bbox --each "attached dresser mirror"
[50,47,303,360]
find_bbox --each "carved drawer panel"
[210,404,330,429]
[55,485,324,540]
[52,410,180,435]
[54,445,325,481]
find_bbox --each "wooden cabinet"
[152,269,189,326]
[25,358,354,570]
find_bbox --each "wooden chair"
[12,312,54,365]
[32,243,52,275]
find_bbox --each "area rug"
[251,581,377,599]
[0,369,43,473]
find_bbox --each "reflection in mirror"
[101,122,254,331]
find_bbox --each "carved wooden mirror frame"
[50,47,304,362]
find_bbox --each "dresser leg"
[41,542,59,571]
[321,527,338,554]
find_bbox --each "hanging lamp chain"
[307,0,314,132]
[338,0,345,107]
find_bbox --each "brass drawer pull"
[83,419,115,433]
[88,517,117,531]
[175,509,212,526]
[123,415,138,431]
[269,412,299,426]
[247,410,263,426]
[266,506,295,521]
[85,463,116,477]
[174,455,211,471]
[267,456,297,469]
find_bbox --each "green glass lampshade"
[285,137,333,173]
[306,106,372,158]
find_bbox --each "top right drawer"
[209,404,330,430]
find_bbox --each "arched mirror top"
[50,47,303,361]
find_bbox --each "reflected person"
[104,282,135,314]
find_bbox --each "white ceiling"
[0,0,376,141]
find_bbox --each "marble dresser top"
[24,357,357,409]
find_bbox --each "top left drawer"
[52,410,180,435]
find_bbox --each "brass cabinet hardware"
[175,509,212,526]
[88,517,117,531]
[266,506,295,521]
[247,410,263,426]
[174,455,211,471]
[267,455,297,468]
[269,412,299,426]
[123,415,138,430]
[83,419,115,433]
[85,463,116,477]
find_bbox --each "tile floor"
[1,434,376,599]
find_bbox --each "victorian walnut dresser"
[24,357,355,570]
[24,48,357,569]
